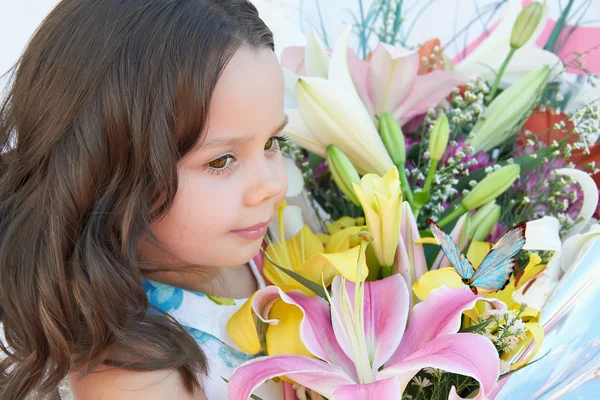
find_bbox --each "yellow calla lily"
[226,292,262,354]
[265,299,312,357]
[413,267,463,301]
[353,167,402,274]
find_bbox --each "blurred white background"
[1,0,598,92]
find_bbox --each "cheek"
[150,171,242,262]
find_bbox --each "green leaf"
[207,295,236,306]
[261,249,330,301]
[499,350,550,380]
[459,319,493,333]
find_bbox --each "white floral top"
[58,259,282,399]
[142,259,282,400]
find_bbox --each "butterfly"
[427,218,527,295]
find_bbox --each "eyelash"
[203,133,290,176]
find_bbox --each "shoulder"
[69,365,207,400]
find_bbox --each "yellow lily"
[327,216,365,235]
[353,167,402,276]
[413,240,545,370]
[227,234,370,358]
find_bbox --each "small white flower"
[499,360,512,374]
[508,319,526,335]
[411,376,432,388]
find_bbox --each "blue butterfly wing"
[472,222,527,291]
[428,219,475,279]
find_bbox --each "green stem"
[488,47,516,99]
[437,204,467,228]
[422,159,439,194]
[381,265,393,278]
[397,163,414,204]
[544,0,575,52]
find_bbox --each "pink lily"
[280,34,469,126]
[228,275,503,399]
[395,201,428,307]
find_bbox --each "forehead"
[206,47,285,140]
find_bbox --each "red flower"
[417,38,445,75]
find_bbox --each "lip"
[231,219,271,240]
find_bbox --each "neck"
[145,263,258,299]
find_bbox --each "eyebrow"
[201,115,289,150]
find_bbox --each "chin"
[222,235,265,266]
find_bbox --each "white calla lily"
[524,216,562,252]
[516,167,600,310]
[455,0,563,87]
[556,168,599,238]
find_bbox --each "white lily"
[283,27,394,175]
[269,157,329,241]
[517,168,600,309]
[455,0,563,87]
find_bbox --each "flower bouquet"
[223,0,600,398]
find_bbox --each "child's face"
[144,47,288,268]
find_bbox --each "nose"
[243,157,288,208]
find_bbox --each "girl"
[0,0,289,399]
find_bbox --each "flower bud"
[326,145,361,206]
[462,165,520,211]
[467,65,551,152]
[469,201,502,241]
[428,114,449,162]
[379,112,406,166]
[510,2,545,50]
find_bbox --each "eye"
[207,154,233,170]
[264,138,277,151]
[265,134,290,152]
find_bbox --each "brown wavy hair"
[0,0,274,398]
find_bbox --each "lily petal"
[332,377,402,399]
[317,245,368,283]
[305,29,330,79]
[284,108,326,158]
[412,268,463,301]
[331,275,409,372]
[368,43,418,117]
[280,46,307,76]
[283,157,304,198]
[295,77,393,175]
[556,168,599,238]
[398,201,427,289]
[379,333,500,399]
[328,25,362,104]
[389,286,506,364]
[454,0,561,86]
[393,71,469,124]
[523,216,562,251]
[251,287,358,380]
[228,355,355,400]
